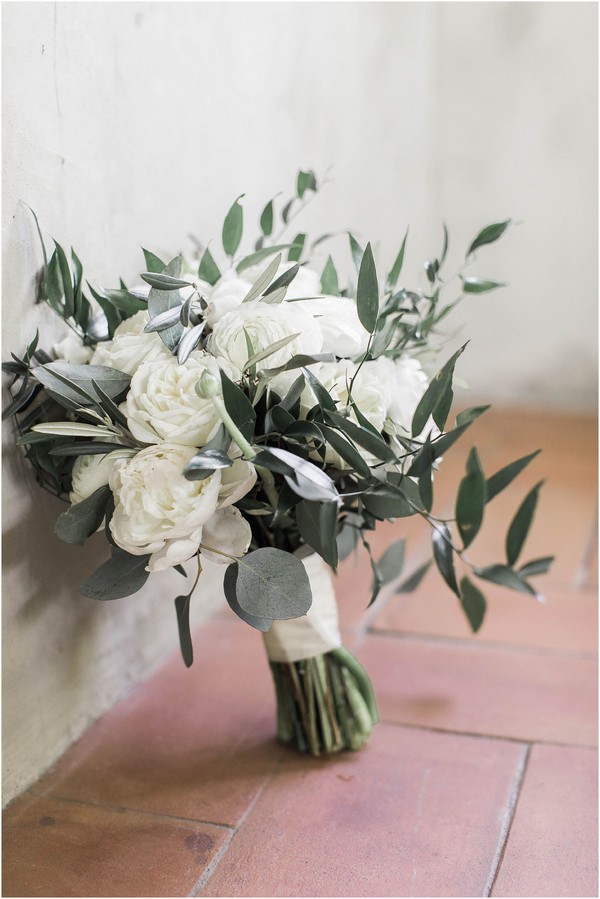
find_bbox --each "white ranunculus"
[378,355,430,438]
[90,310,172,376]
[109,444,222,571]
[292,295,369,358]
[70,449,136,505]
[53,333,94,365]
[124,353,232,447]
[217,458,257,508]
[285,265,322,300]
[200,506,252,564]
[205,271,253,327]
[209,301,323,373]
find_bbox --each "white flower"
[53,333,93,365]
[217,458,257,508]
[283,265,322,300]
[124,353,233,447]
[200,507,252,564]
[205,271,252,327]
[70,449,136,505]
[109,443,222,572]
[209,301,322,373]
[379,355,430,438]
[292,295,369,358]
[90,310,172,376]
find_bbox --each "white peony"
[90,310,172,376]
[109,444,222,572]
[205,271,252,327]
[124,353,233,447]
[377,355,430,438]
[292,295,369,358]
[53,333,94,365]
[209,301,323,373]
[200,506,252,564]
[283,264,322,300]
[217,457,257,508]
[70,449,136,505]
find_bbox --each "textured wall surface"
[2,1,596,805]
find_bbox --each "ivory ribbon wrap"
[262,553,342,663]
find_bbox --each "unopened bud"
[195,368,221,399]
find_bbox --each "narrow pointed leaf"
[222,195,244,257]
[387,228,409,288]
[356,243,379,332]
[198,247,221,286]
[506,481,543,566]
[395,559,432,593]
[174,593,194,667]
[455,446,486,548]
[485,450,541,502]
[55,485,111,545]
[459,576,487,632]
[321,256,339,295]
[432,524,459,596]
[260,200,274,236]
[242,254,281,303]
[377,539,405,585]
[474,564,539,597]
[518,556,554,578]
[288,233,306,263]
[142,248,166,273]
[461,277,505,294]
[412,343,467,437]
[467,220,511,256]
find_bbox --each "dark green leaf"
[256,446,338,503]
[432,523,459,596]
[242,254,282,304]
[55,485,111,545]
[80,548,151,600]
[231,548,312,620]
[474,564,538,597]
[356,243,379,333]
[387,228,408,289]
[49,442,130,457]
[296,500,338,568]
[506,481,543,566]
[336,520,360,561]
[321,256,339,295]
[54,241,74,318]
[362,479,422,519]
[302,367,337,412]
[467,220,511,257]
[102,289,147,315]
[260,353,335,378]
[348,233,363,271]
[456,405,491,427]
[455,447,486,548]
[91,378,129,428]
[222,195,244,257]
[419,467,433,512]
[147,256,184,351]
[518,556,554,578]
[198,247,221,286]
[459,576,486,632]
[141,272,192,290]
[44,251,65,314]
[142,248,167,273]
[412,343,467,437]
[395,559,432,593]
[33,362,130,405]
[461,277,505,294]
[281,198,294,223]
[288,233,306,263]
[317,423,371,478]
[220,369,256,442]
[297,169,317,199]
[175,593,194,667]
[260,200,274,237]
[324,410,396,463]
[265,263,300,296]
[377,539,405,585]
[184,449,233,481]
[485,450,541,502]
[223,563,274,631]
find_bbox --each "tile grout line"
[189,758,284,897]
[482,743,531,897]
[22,790,236,832]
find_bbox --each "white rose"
[217,458,257,508]
[200,506,252,564]
[53,333,93,365]
[378,355,429,437]
[124,353,233,447]
[109,444,221,571]
[209,301,323,373]
[90,310,172,376]
[283,265,322,300]
[292,295,369,358]
[205,271,252,327]
[70,449,136,505]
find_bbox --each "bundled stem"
[268,648,379,756]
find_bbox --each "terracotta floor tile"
[200,723,525,898]
[357,634,597,745]
[33,619,285,827]
[373,572,598,655]
[3,794,231,898]
[492,745,598,897]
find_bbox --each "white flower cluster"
[67,257,430,573]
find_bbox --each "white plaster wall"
[2,1,596,805]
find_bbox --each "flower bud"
[195,368,222,399]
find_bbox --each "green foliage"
[222,195,244,257]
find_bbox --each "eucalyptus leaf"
[485,450,541,502]
[142,248,166,273]
[474,564,538,597]
[223,563,274,631]
[175,593,194,667]
[184,449,233,481]
[324,410,396,463]
[395,559,432,593]
[236,244,293,274]
[387,229,408,289]
[55,485,111,545]
[296,500,338,568]
[505,481,543,566]
[32,422,116,438]
[288,233,306,263]
[220,369,256,442]
[244,333,300,372]
[377,539,405,585]
[242,254,281,303]
[461,277,505,294]
[467,220,511,257]
[264,263,300,296]
[260,200,274,237]
[198,247,221,286]
[459,576,487,632]
[356,243,379,333]
[321,256,339,295]
[518,556,554,578]
[297,169,317,198]
[80,548,151,600]
[147,256,185,351]
[336,521,360,561]
[144,306,183,333]
[141,272,192,290]
[411,343,467,437]
[222,195,244,257]
[348,233,363,271]
[177,322,206,364]
[432,523,459,596]
[455,447,486,548]
[231,548,312,620]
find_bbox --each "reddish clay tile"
[200,723,525,898]
[492,745,598,897]
[357,634,597,745]
[2,794,231,898]
[373,570,598,655]
[33,618,285,826]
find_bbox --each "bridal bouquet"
[4,171,552,756]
